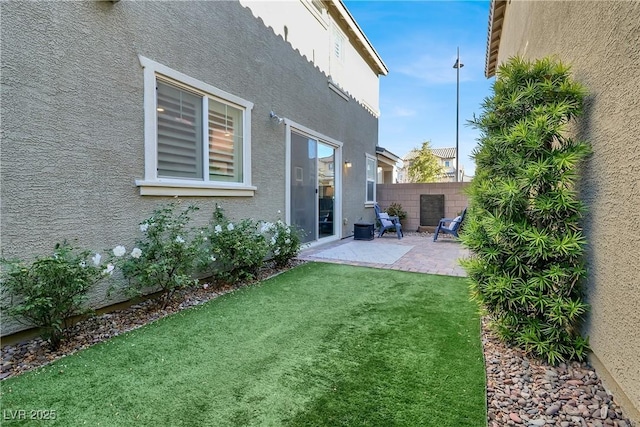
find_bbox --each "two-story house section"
[430,147,461,182]
[240,0,388,116]
[239,0,389,244]
[399,147,466,183]
[1,0,388,336]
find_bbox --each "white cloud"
[387,106,417,117]
[394,51,486,85]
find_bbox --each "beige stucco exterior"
[0,1,383,336]
[487,1,640,422]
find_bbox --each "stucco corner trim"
[136,180,257,197]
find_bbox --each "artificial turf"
[0,262,486,426]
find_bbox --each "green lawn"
[0,262,486,426]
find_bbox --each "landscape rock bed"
[483,318,635,427]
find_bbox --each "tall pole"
[453,47,464,182]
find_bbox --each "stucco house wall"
[487,1,640,421]
[0,1,381,336]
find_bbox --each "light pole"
[453,47,464,182]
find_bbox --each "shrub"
[201,206,269,283]
[386,203,407,221]
[262,220,303,268]
[0,242,105,349]
[461,57,592,364]
[112,203,201,306]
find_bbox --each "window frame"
[136,56,255,197]
[365,153,377,207]
[331,23,347,64]
[329,22,347,89]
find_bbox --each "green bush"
[461,57,592,364]
[201,206,269,283]
[262,220,303,268]
[1,242,105,349]
[113,203,201,306]
[386,203,407,221]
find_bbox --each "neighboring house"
[398,147,466,183]
[0,1,387,336]
[375,146,401,184]
[486,0,640,422]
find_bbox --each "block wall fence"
[376,183,470,232]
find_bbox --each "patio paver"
[298,232,468,276]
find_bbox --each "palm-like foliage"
[461,57,591,364]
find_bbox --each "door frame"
[284,119,343,247]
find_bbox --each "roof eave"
[329,0,389,76]
[376,146,401,163]
[485,0,507,78]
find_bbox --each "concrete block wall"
[376,183,470,232]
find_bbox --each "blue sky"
[344,0,495,176]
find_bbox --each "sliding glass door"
[290,130,336,243]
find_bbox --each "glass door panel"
[290,131,317,243]
[318,142,335,238]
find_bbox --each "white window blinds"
[156,82,203,179]
[208,100,243,182]
[156,81,243,183]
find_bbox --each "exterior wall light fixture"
[269,110,284,124]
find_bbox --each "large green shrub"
[261,219,303,268]
[461,57,592,364]
[1,242,105,349]
[113,203,201,306]
[201,206,269,283]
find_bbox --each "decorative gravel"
[483,318,635,427]
[0,259,636,427]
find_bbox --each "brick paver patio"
[298,232,468,276]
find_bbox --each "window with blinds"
[157,82,203,179]
[208,100,243,182]
[156,80,243,183]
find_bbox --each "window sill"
[136,180,256,197]
[364,202,376,208]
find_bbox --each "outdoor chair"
[374,203,403,239]
[433,208,467,242]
